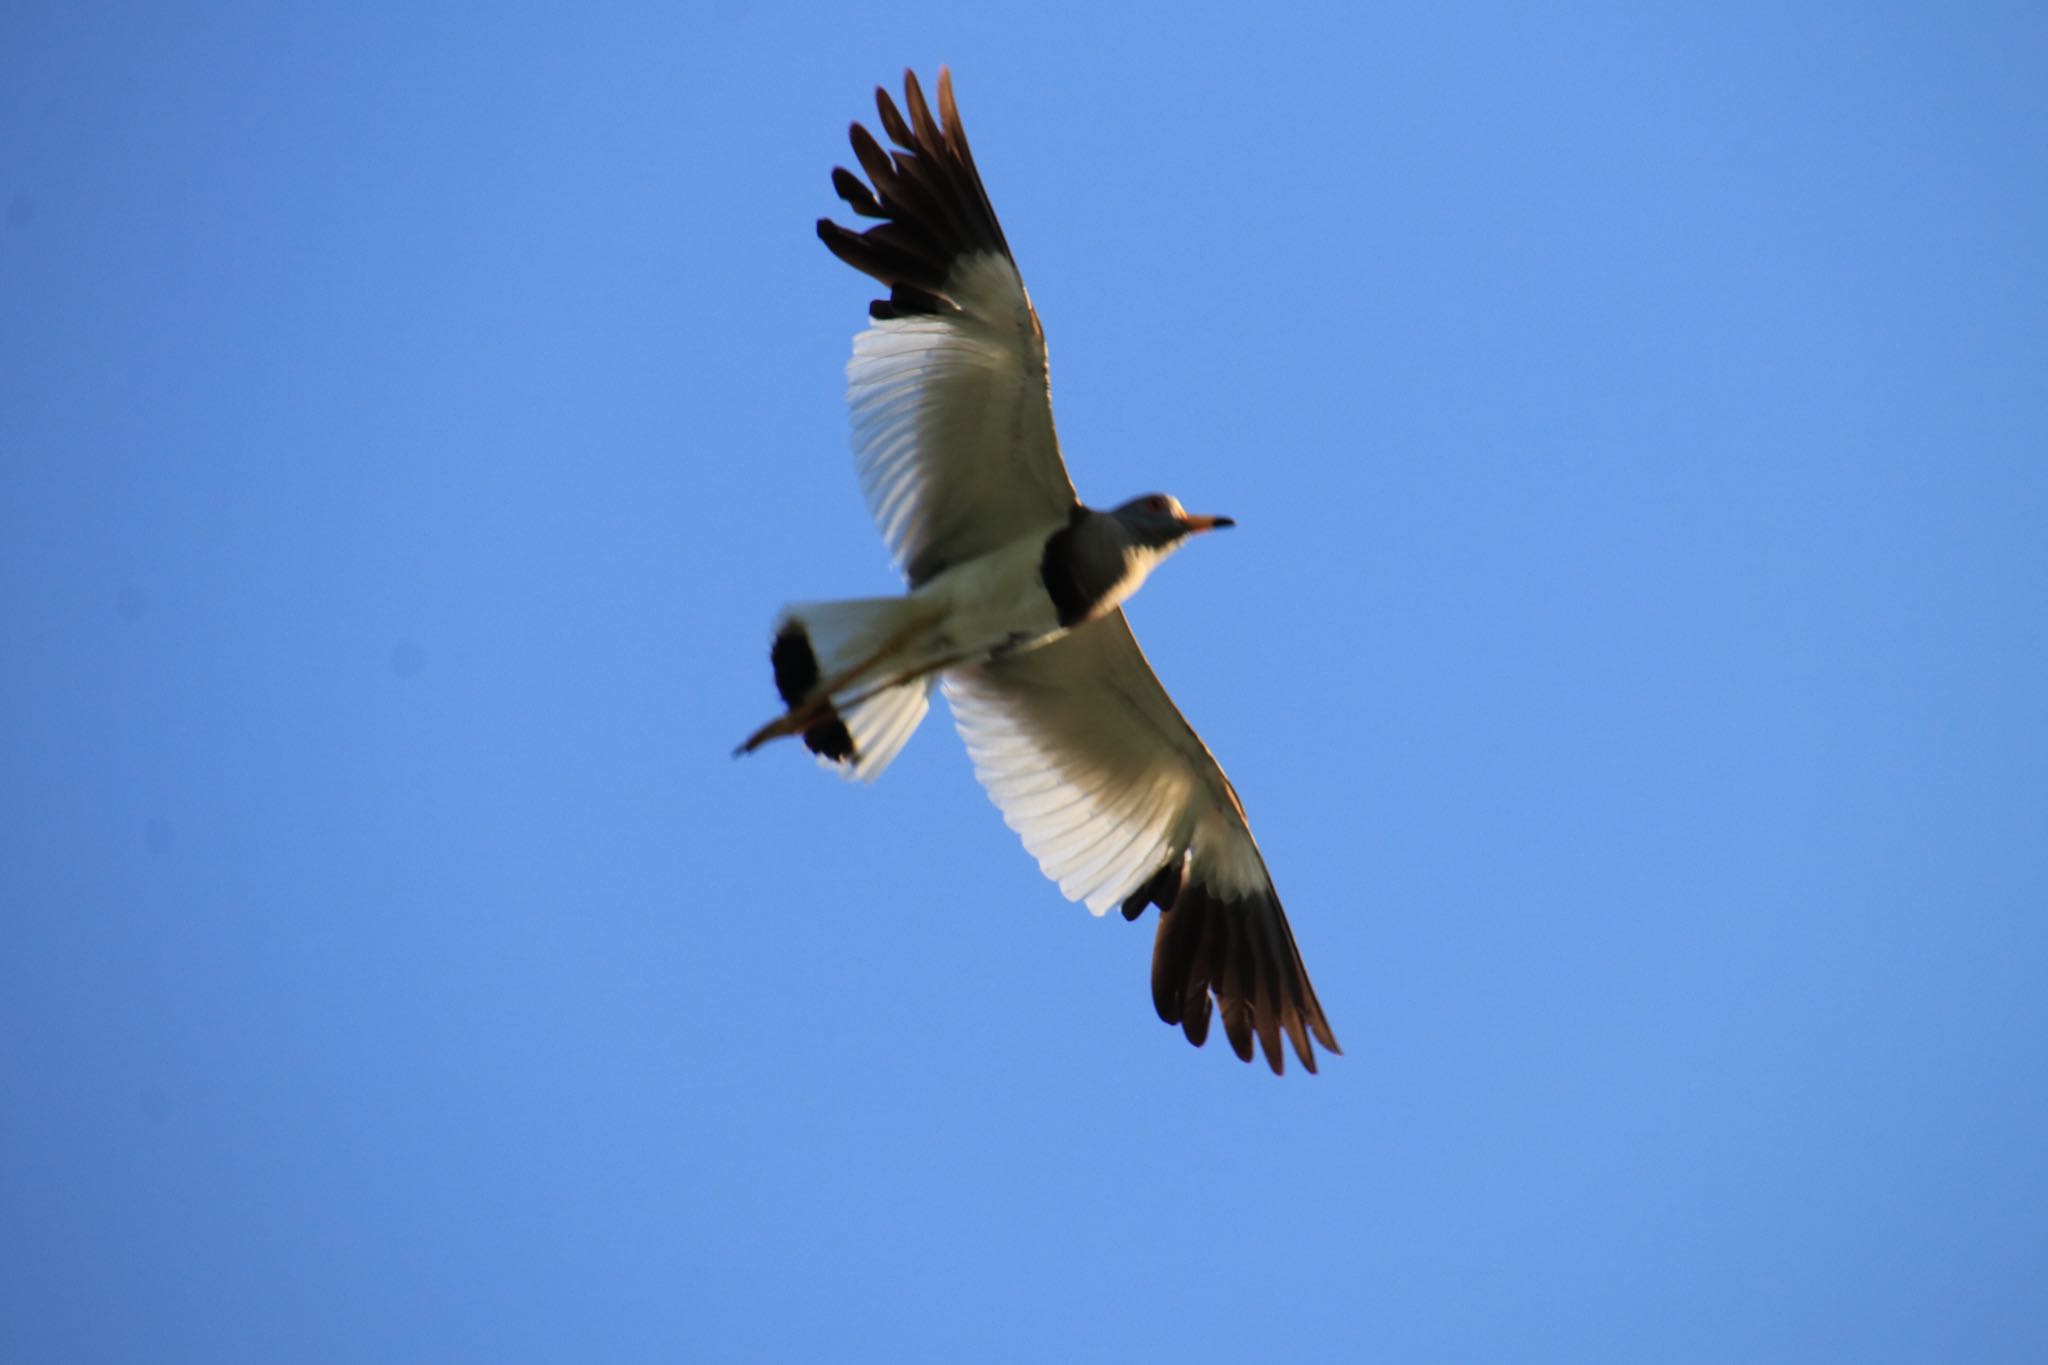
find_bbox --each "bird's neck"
[1040,508,1173,629]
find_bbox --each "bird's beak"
[1182,514,1235,534]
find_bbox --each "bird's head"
[1110,493,1235,551]
[1051,494,1239,626]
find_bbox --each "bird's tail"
[736,596,941,781]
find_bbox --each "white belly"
[912,526,1066,665]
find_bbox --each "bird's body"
[740,496,1222,771]
[915,517,1070,652]
[740,69,1339,1073]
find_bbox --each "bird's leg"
[734,710,807,755]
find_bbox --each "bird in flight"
[739,69,1338,1073]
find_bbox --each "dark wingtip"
[1181,996,1211,1047]
[819,68,1012,318]
[829,167,884,218]
[1221,1001,1255,1063]
[1141,856,1337,1075]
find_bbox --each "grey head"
[1107,492,1235,549]
[1042,493,1235,628]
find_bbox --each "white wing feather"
[846,253,1075,585]
[945,612,1265,912]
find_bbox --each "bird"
[738,68,1339,1074]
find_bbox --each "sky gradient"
[5,4,2046,1361]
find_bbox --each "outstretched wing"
[945,612,1340,1074]
[818,68,1079,588]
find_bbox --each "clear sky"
[5,4,2045,1361]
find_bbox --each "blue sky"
[4,3,2045,1361]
